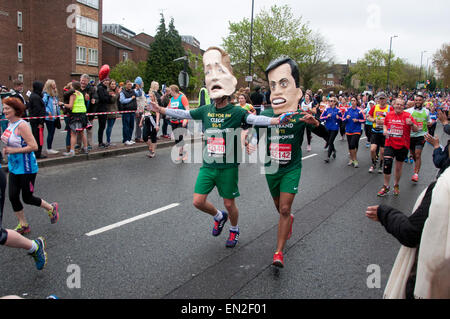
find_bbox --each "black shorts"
[347,134,361,150]
[410,136,425,152]
[370,132,385,147]
[142,116,157,144]
[384,146,408,162]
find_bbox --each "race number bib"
[389,125,403,138]
[270,144,292,162]
[1,129,12,145]
[417,122,424,131]
[207,137,225,157]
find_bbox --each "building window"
[327,81,334,86]
[76,46,87,64]
[88,48,98,66]
[76,15,98,38]
[327,74,334,79]
[122,52,128,62]
[17,11,22,30]
[77,0,99,9]
[18,43,23,62]
[18,74,24,82]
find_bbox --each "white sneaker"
[47,149,59,155]
[63,150,75,157]
[129,140,136,145]
[124,141,133,146]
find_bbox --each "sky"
[103,0,449,67]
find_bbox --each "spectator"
[80,74,97,150]
[119,80,137,146]
[42,80,61,155]
[134,77,146,143]
[105,80,120,147]
[366,163,450,299]
[12,79,25,105]
[159,87,171,139]
[61,81,89,156]
[62,82,74,152]
[27,81,46,159]
[96,77,112,148]
[250,86,264,114]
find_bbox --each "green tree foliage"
[110,60,146,85]
[223,5,313,83]
[144,14,189,92]
[351,49,405,91]
[433,43,450,88]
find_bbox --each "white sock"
[214,210,223,221]
[230,225,239,233]
[27,240,38,254]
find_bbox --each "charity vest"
[372,104,390,131]
[169,94,186,124]
[407,107,429,137]
[72,91,87,114]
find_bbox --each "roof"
[102,35,134,51]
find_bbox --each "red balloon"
[99,64,110,81]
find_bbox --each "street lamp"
[386,35,398,92]
[419,50,427,83]
[248,0,255,89]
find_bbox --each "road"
[0,124,444,300]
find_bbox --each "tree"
[223,5,313,83]
[110,60,146,85]
[144,14,188,92]
[433,43,450,88]
[298,32,334,90]
[351,49,404,91]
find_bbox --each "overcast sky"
[103,0,449,67]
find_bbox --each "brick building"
[0,0,102,94]
[101,24,204,69]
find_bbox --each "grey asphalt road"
[0,123,444,300]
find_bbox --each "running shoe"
[409,157,414,164]
[353,160,359,168]
[377,185,390,197]
[212,211,228,237]
[15,223,31,235]
[287,214,294,240]
[48,203,59,224]
[30,237,47,270]
[63,150,75,157]
[272,251,284,268]
[393,184,400,196]
[411,173,419,183]
[225,229,239,248]
[332,151,337,159]
[378,167,383,174]
[347,160,353,166]
[324,158,330,163]
[368,165,375,173]
[404,158,408,163]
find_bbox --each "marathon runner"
[368,92,391,174]
[150,47,291,248]
[406,92,432,183]
[248,57,322,268]
[377,98,418,196]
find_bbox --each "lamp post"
[248,0,255,89]
[419,50,427,83]
[386,35,397,92]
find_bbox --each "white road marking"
[86,154,318,237]
[302,154,318,160]
[85,203,180,237]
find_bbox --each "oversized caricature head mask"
[265,57,303,115]
[203,47,237,100]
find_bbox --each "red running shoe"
[272,251,284,268]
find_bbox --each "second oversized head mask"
[203,47,238,100]
[265,57,303,115]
